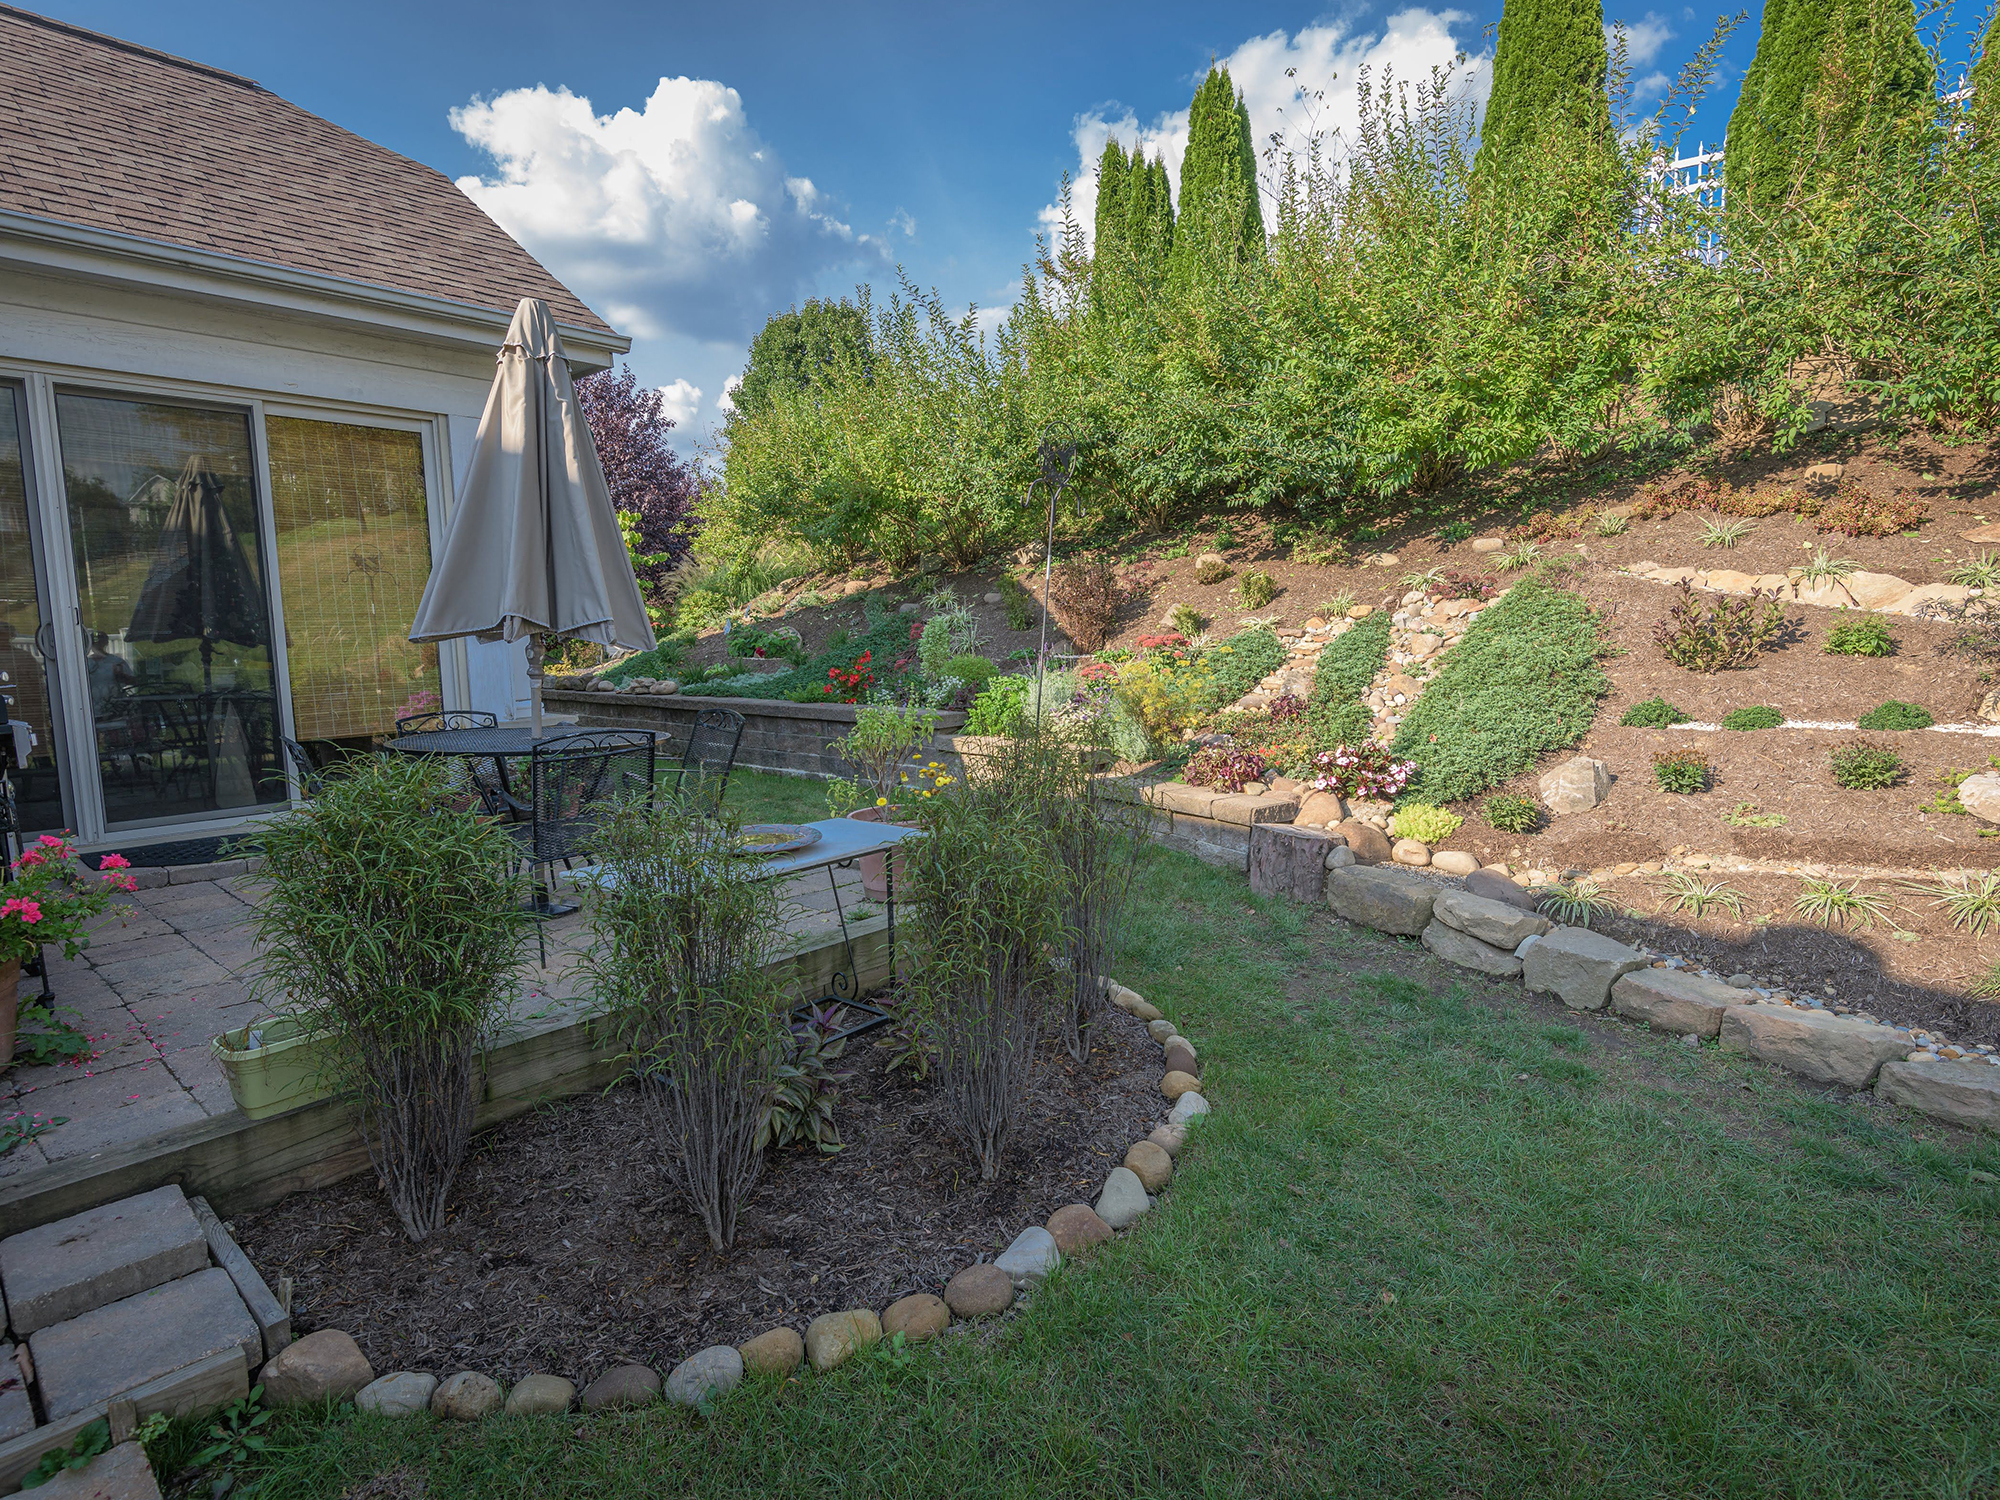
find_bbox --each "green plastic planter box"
[211,1015,340,1120]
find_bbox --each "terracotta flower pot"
[0,957,20,1072]
[844,804,918,899]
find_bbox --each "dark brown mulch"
[233,1005,1164,1384]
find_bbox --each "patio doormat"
[81,835,259,870]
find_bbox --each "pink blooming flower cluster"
[1,898,42,924]
[1,832,135,963]
[1308,744,1419,800]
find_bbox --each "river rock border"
[1318,862,2000,1136]
[249,980,1211,1421]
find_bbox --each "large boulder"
[1432,889,1551,950]
[1294,791,1347,828]
[1876,1059,2000,1131]
[1718,1005,1911,1088]
[1420,920,1522,977]
[260,1330,374,1407]
[1957,771,2000,825]
[1522,927,1649,1011]
[1539,757,1611,815]
[1464,869,1540,913]
[1611,968,1749,1037]
[1325,865,1439,936]
[1333,820,1394,864]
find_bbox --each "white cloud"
[1611,13,1674,66]
[716,374,743,414]
[657,378,702,426]
[450,78,883,345]
[889,208,917,237]
[1044,10,1489,249]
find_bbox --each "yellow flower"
[876,797,888,806]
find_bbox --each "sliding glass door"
[0,383,65,834]
[52,391,286,830]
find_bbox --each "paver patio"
[0,864,880,1181]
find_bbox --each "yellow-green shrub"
[1388,803,1463,844]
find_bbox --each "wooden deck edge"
[0,922,892,1236]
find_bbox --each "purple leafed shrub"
[574,363,703,592]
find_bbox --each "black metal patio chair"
[279,736,323,798]
[667,707,746,809]
[490,729,657,959]
[392,710,513,816]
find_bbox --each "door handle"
[34,623,57,660]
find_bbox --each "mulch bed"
[233,1002,1164,1384]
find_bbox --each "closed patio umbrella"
[409,297,655,735]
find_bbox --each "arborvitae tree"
[1172,65,1264,278]
[1123,151,1175,279]
[1093,138,1131,267]
[1725,0,1793,198]
[1970,6,2000,136]
[1473,0,1611,173]
[1732,0,1934,213]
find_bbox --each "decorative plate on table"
[740,823,822,857]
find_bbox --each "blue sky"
[29,2,1976,455]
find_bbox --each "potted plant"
[0,835,136,1065]
[828,704,941,897]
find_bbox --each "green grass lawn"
[721,767,832,825]
[220,842,2000,1499]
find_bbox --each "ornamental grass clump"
[585,791,785,1252]
[901,751,1068,1180]
[251,756,531,1243]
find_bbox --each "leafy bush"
[1199,627,1288,706]
[1194,552,1233,585]
[1620,696,1690,728]
[1236,569,1278,608]
[1185,746,1268,793]
[1388,803,1462,844]
[1721,705,1785,731]
[1857,699,1933,731]
[827,704,939,813]
[964,675,1030,735]
[1046,556,1126,652]
[253,757,530,1242]
[1824,614,1894,657]
[685,601,910,701]
[999,576,1037,632]
[1306,612,1390,751]
[1306,743,1418,800]
[586,794,784,1251]
[1391,580,1606,804]
[1653,748,1710,794]
[599,635,691,686]
[944,653,998,690]
[1168,602,1206,639]
[1484,793,1541,833]
[1652,582,1795,673]
[727,627,806,663]
[757,1007,849,1155]
[1830,741,1907,790]
[1812,488,1928,538]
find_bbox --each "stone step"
[0,1186,208,1337]
[31,1269,260,1421]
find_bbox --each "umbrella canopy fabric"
[126,455,272,659]
[409,298,654,656]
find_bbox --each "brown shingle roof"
[0,4,613,335]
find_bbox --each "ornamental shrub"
[1653,748,1711,794]
[1236,568,1278,609]
[1831,740,1906,789]
[1388,802,1463,844]
[1484,793,1541,833]
[1812,488,1928,538]
[964,675,1030,735]
[1620,696,1691,728]
[1857,699,1933,731]
[943,654,998,690]
[1185,746,1268,793]
[1824,615,1895,657]
[1722,705,1785,731]
[1652,582,1795,672]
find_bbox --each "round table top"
[382,725,620,756]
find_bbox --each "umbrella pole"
[526,633,545,739]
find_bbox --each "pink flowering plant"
[1,835,136,968]
[1307,744,1419,800]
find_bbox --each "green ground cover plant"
[1831,741,1907,790]
[1619,696,1691,728]
[1483,793,1541,833]
[1858,700,1934,731]
[1305,613,1391,751]
[1721,705,1785,731]
[196,837,2000,1500]
[1391,580,1607,803]
[1388,803,1462,844]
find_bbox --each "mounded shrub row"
[1392,580,1607,803]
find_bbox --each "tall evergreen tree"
[1730,0,1933,213]
[1726,0,1793,195]
[1473,0,1611,174]
[1124,152,1175,278]
[1172,65,1264,279]
[1093,138,1131,267]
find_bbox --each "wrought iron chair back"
[279,736,323,798]
[509,729,659,869]
[672,708,745,808]
[393,710,509,815]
